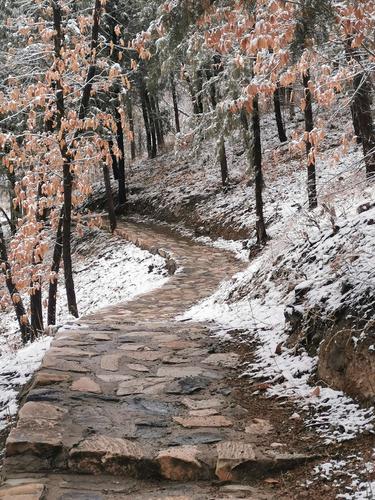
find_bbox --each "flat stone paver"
[0,219,298,498]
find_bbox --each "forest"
[0,0,374,498]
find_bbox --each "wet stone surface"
[0,220,284,498]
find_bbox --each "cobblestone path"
[0,220,306,499]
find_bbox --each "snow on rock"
[0,229,169,430]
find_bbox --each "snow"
[0,229,169,430]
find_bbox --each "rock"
[117,378,168,396]
[182,398,224,410]
[173,416,233,428]
[166,376,212,395]
[19,402,67,421]
[157,366,219,379]
[69,435,154,476]
[289,412,301,421]
[162,340,200,350]
[89,333,111,341]
[123,397,180,417]
[97,374,133,382]
[0,482,46,499]
[71,377,102,394]
[245,418,273,435]
[6,421,63,457]
[204,352,239,368]
[42,357,89,373]
[49,347,97,358]
[168,432,224,446]
[119,343,147,351]
[215,441,256,481]
[219,484,271,499]
[101,354,122,371]
[32,372,71,387]
[157,445,211,481]
[125,351,163,361]
[127,363,150,372]
[189,409,219,417]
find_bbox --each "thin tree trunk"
[30,278,43,336]
[114,107,126,205]
[170,73,180,133]
[219,138,229,187]
[302,70,318,209]
[47,212,63,326]
[352,72,375,177]
[0,220,32,343]
[140,87,152,158]
[195,70,204,114]
[150,96,164,149]
[274,84,287,142]
[286,86,295,120]
[144,90,157,157]
[52,0,102,318]
[109,139,119,179]
[251,95,268,245]
[103,164,117,231]
[126,96,136,160]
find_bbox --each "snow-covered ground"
[0,229,169,430]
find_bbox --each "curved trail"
[0,220,289,499]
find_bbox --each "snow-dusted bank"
[180,206,375,445]
[0,231,169,430]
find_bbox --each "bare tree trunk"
[251,95,268,245]
[219,138,229,187]
[140,87,152,158]
[144,90,157,157]
[352,72,375,178]
[195,70,204,114]
[114,107,126,205]
[0,220,32,343]
[103,164,117,231]
[170,73,180,133]
[109,139,119,179]
[303,70,318,209]
[274,84,287,142]
[47,212,63,326]
[150,95,164,149]
[286,86,295,120]
[126,96,136,160]
[52,0,102,318]
[30,277,43,336]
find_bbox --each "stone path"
[0,220,309,499]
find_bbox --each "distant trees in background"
[0,0,374,342]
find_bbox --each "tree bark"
[352,72,375,178]
[103,164,117,232]
[114,107,126,205]
[126,96,136,160]
[47,211,63,326]
[251,95,268,245]
[302,70,318,209]
[170,73,180,133]
[195,70,204,114]
[219,138,229,187]
[109,139,119,179]
[150,95,164,149]
[140,86,152,158]
[273,84,287,142]
[0,220,32,343]
[144,90,157,157]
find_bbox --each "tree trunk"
[302,70,318,209]
[144,91,157,157]
[273,84,287,142]
[195,70,204,114]
[47,212,63,326]
[103,164,117,231]
[150,95,164,149]
[251,95,268,245]
[114,107,126,205]
[126,96,136,160]
[352,72,375,178]
[140,87,152,158]
[30,278,43,336]
[219,138,229,187]
[0,220,32,343]
[170,73,180,133]
[286,86,295,120]
[52,0,102,318]
[109,139,119,180]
